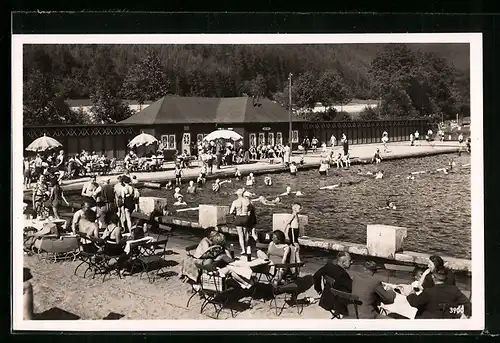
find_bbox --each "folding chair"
[330,288,362,319]
[73,233,106,279]
[269,262,305,316]
[140,236,170,283]
[197,264,237,319]
[384,263,414,283]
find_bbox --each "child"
[372,148,382,165]
[382,131,389,152]
[319,160,329,176]
[200,163,208,180]
[196,173,205,187]
[234,167,241,180]
[174,164,183,186]
[289,161,298,176]
[165,180,173,190]
[284,203,302,269]
[335,153,344,168]
[173,195,187,206]
[246,173,255,186]
[264,176,272,186]
[343,153,351,168]
[321,141,327,154]
[268,147,275,164]
[187,180,197,194]
[410,133,415,146]
[173,187,183,201]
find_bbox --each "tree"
[121,50,170,104]
[242,74,267,100]
[316,70,352,108]
[23,69,86,125]
[292,71,318,110]
[90,82,131,123]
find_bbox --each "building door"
[258,132,265,146]
[276,132,283,145]
[268,132,275,146]
[182,133,191,155]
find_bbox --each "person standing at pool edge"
[230,188,252,254]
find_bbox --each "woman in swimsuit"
[48,179,69,219]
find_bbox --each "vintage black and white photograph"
[12,33,483,331]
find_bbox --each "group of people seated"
[124,150,165,172]
[313,253,471,319]
[179,231,472,320]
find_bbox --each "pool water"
[137,153,471,259]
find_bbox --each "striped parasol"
[25,134,63,152]
[127,132,158,148]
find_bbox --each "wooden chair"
[384,263,415,283]
[322,275,340,319]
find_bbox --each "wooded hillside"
[22,43,470,125]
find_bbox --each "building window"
[291,130,299,143]
[268,132,275,146]
[162,134,176,150]
[249,133,256,147]
[276,132,283,145]
[258,133,265,145]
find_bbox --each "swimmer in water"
[173,187,183,201]
[234,167,241,180]
[372,148,382,164]
[320,184,340,190]
[173,195,187,206]
[243,190,256,198]
[280,186,293,196]
[165,180,173,190]
[295,191,304,196]
[246,173,255,186]
[384,201,397,210]
[436,168,449,175]
[264,176,272,186]
[407,173,415,180]
[449,160,456,170]
[255,195,281,206]
[290,161,298,175]
[375,170,384,179]
[187,180,197,194]
[212,178,231,192]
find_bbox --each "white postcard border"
[11,33,484,331]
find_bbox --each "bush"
[356,106,380,121]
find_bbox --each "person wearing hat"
[230,188,252,254]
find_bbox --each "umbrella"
[204,130,243,142]
[128,132,158,148]
[25,134,62,152]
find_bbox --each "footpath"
[25,141,461,194]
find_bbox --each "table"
[218,257,270,289]
[380,282,419,319]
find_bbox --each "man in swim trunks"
[230,188,252,254]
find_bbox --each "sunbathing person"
[78,209,100,253]
[179,231,233,283]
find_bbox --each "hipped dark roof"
[119,95,305,125]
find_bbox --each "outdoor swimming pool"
[138,153,471,259]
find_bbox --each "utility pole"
[288,73,293,144]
